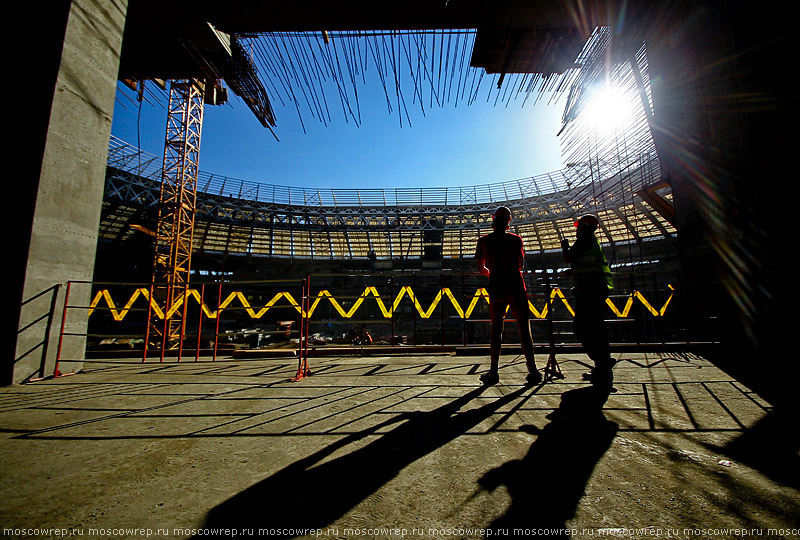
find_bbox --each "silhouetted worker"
[475,206,541,386]
[349,324,359,344]
[561,214,615,388]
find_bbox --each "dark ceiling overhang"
[119,0,643,80]
[117,0,649,132]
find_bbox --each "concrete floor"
[1,351,798,539]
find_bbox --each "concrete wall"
[10,0,128,384]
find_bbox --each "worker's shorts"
[489,286,530,321]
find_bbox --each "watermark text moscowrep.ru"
[4,526,798,538]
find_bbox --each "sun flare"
[583,86,637,133]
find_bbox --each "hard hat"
[492,206,512,222]
[574,214,599,230]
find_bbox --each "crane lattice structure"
[149,79,205,352]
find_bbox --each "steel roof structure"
[102,138,673,263]
[104,27,673,263]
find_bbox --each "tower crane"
[123,24,276,355]
[149,78,206,353]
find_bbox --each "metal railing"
[108,135,590,208]
[46,270,702,380]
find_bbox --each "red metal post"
[305,274,312,373]
[304,275,310,370]
[412,274,417,346]
[440,273,445,346]
[178,282,189,362]
[462,273,467,346]
[213,281,222,361]
[196,283,205,362]
[301,276,309,374]
[390,276,395,346]
[292,275,312,382]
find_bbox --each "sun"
[582,85,637,134]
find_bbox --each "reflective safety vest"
[571,237,613,290]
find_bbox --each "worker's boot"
[525,369,542,386]
[480,371,499,386]
[582,358,616,381]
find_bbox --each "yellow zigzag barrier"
[88,284,675,322]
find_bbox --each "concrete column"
[9,0,128,384]
[644,7,728,343]
[645,4,796,405]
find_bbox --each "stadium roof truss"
[103,140,675,261]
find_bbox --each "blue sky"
[111,79,568,190]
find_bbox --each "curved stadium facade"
[101,137,676,275]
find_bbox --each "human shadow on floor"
[196,384,531,538]
[478,386,618,538]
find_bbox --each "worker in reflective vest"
[561,214,615,389]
